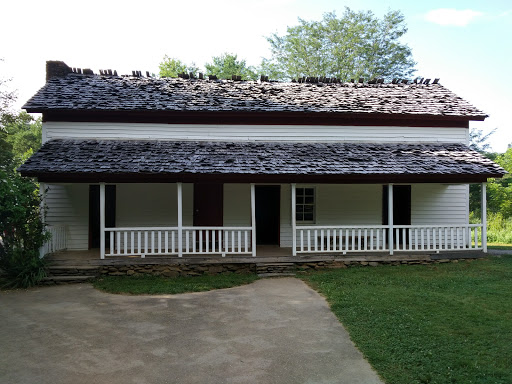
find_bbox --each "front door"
[89,185,116,249]
[193,183,223,227]
[255,186,280,245]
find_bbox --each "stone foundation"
[97,258,465,277]
[295,258,463,271]
[99,263,257,277]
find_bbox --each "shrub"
[0,169,48,288]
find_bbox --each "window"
[296,187,315,223]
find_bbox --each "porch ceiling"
[18,139,505,183]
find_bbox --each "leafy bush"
[0,169,48,288]
[470,211,512,244]
[486,212,512,244]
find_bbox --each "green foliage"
[303,257,512,384]
[1,111,42,168]
[158,55,199,78]
[471,148,512,218]
[0,74,47,288]
[0,170,48,288]
[205,53,258,80]
[469,127,496,153]
[93,273,259,295]
[472,212,512,244]
[263,7,416,81]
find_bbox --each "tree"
[2,112,42,168]
[262,7,416,81]
[158,55,199,78]
[205,53,258,80]
[0,65,47,288]
[469,127,496,153]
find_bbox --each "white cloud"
[424,8,483,26]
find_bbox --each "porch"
[42,182,488,259]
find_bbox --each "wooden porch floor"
[45,246,485,266]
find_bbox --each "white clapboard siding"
[117,183,183,227]
[281,184,383,247]
[280,183,468,247]
[44,184,89,250]
[317,185,382,225]
[224,184,251,227]
[43,122,469,144]
[280,184,292,247]
[412,184,469,224]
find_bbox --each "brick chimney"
[46,61,72,81]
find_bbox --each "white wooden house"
[20,61,505,260]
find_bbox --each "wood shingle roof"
[18,139,505,183]
[23,73,487,120]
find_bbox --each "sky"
[1,0,510,151]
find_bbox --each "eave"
[35,110,481,128]
[23,172,496,184]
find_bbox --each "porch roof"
[18,139,505,183]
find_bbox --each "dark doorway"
[255,186,280,245]
[89,185,116,249]
[193,183,223,226]
[383,185,411,243]
[382,185,412,226]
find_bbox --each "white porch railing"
[392,225,483,252]
[40,225,67,257]
[105,226,253,257]
[295,224,484,254]
[182,227,253,256]
[296,226,388,253]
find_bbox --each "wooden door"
[89,185,116,249]
[193,183,223,226]
[255,186,280,245]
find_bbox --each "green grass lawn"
[93,273,259,295]
[302,256,512,384]
[487,243,512,250]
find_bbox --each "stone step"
[42,275,96,284]
[256,262,296,277]
[257,273,297,278]
[47,265,101,277]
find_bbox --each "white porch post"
[39,182,47,258]
[388,184,394,255]
[100,183,106,259]
[177,182,183,257]
[251,183,256,257]
[291,183,297,257]
[481,182,487,253]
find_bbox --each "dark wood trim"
[39,110,476,127]
[26,171,498,184]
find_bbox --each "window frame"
[295,186,316,224]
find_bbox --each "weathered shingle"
[18,140,505,182]
[23,74,486,119]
